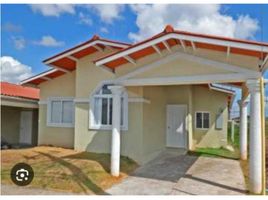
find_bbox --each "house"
[21,25,268,194]
[1,82,39,147]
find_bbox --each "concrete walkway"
[1,184,75,195]
[106,151,248,195]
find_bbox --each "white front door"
[19,111,33,144]
[166,105,187,148]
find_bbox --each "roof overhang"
[43,35,130,72]
[1,95,38,108]
[20,68,64,85]
[94,26,268,70]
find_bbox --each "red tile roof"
[0,82,39,100]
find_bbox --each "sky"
[1,4,268,116]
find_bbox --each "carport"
[1,82,39,147]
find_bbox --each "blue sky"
[1,4,268,116]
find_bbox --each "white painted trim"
[95,32,268,66]
[48,64,71,73]
[163,41,172,52]
[38,100,47,105]
[44,40,129,64]
[47,97,75,128]
[152,45,162,56]
[191,41,196,51]
[67,55,78,62]
[128,97,151,104]
[41,76,52,81]
[20,68,58,85]
[209,84,235,95]
[226,46,231,59]
[115,50,260,83]
[93,45,104,52]
[195,111,210,130]
[118,73,260,87]
[89,85,128,131]
[261,55,268,70]
[180,39,186,51]
[124,55,136,65]
[74,98,90,103]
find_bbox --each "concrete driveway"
[106,150,248,195]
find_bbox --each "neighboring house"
[21,25,268,194]
[1,82,39,147]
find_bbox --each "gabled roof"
[94,25,268,69]
[21,35,131,85]
[1,82,39,100]
[44,35,131,71]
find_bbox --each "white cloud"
[88,4,125,24]
[100,27,109,34]
[12,36,26,50]
[129,4,259,42]
[30,4,75,17]
[78,12,93,26]
[0,56,33,83]
[33,36,64,47]
[2,22,22,32]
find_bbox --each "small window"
[89,84,128,130]
[195,112,210,129]
[47,97,74,127]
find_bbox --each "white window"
[89,84,128,130]
[195,111,210,129]
[47,97,74,127]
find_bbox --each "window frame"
[89,85,128,131]
[47,97,75,128]
[195,111,210,130]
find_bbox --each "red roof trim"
[94,25,268,64]
[1,82,39,100]
[43,35,131,63]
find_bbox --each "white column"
[238,99,248,160]
[246,79,262,194]
[108,85,124,177]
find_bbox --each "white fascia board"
[44,40,129,65]
[209,84,236,95]
[20,68,58,85]
[117,73,260,87]
[95,32,268,66]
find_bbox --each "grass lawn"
[1,146,138,194]
[189,122,240,160]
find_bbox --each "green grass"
[189,122,240,159]
[190,147,240,159]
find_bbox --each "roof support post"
[152,45,162,56]
[108,85,125,177]
[238,99,248,160]
[247,79,262,194]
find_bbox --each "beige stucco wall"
[38,71,76,148]
[140,85,229,160]
[115,46,259,78]
[37,45,233,163]
[74,52,145,163]
[192,86,228,148]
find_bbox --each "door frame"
[166,104,188,149]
